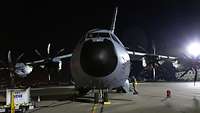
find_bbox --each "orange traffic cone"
[166,89,171,98]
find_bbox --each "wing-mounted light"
[142,57,147,67]
[52,57,62,71]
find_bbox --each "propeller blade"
[152,67,156,80]
[9,71,15,77]
[179,68,191,78]
[152,40,156,55]
[55,48,65,56]
[8,50,12,64]
[47,43,51,55]
[183,53,191,59]
[34,49,42,58]
[16,53,24,62]
[137,45,147,53]
[194,68,198,86]
[0,67,9,70]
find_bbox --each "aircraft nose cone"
[80,40,118,77]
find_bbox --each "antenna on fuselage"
[110,7,118,33]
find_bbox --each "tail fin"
[110,7,118,33]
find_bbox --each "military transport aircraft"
[0,7,178,103]
[26,7,177,102]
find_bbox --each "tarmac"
[1,82,200,113]
[22,82,200,113]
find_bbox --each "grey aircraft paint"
[71,29,131,89]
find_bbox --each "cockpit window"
[87,33,110,38]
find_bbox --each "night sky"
[0,0,200,61]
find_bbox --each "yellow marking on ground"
[11,92,15,113]
[91,104,97,113]
[135,79,138,85]
[104,101,111,105]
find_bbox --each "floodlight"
[187,42,200,58]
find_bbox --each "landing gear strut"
[93,89,110,104]
[91,89,110,113]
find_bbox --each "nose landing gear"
[93,89,111,104]
[92,89,110,113]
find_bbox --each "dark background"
[0,0,200,61]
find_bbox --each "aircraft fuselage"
[71,29,131,89]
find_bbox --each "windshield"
[87,33,110,38]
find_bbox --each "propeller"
[34,43,65,61]
[33,43,65,81]
[178,54,200,86]
[136,41,176,81]
[0,50,33,87]
[137,41,159,80]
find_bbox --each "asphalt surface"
[19,82,200,113]
[1,82,200,113]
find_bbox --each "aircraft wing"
[127,50,177,60]
[26,59,45,65]
[26,53,72,65]
[54,53,72,59]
